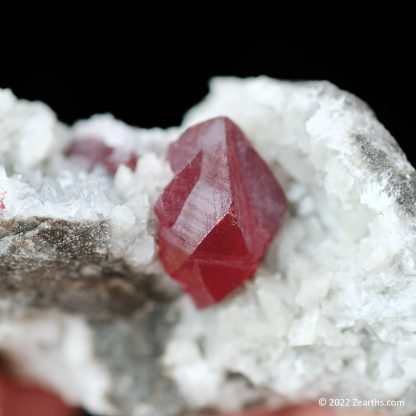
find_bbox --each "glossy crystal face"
[155,116,286,307]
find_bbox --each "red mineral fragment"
[212,403,336,416]
[66,138,137,176]
[0,191,5,210]
[155,116,286,307]
[0,376,79,416]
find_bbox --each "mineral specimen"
[0,77,415,416]
[155,116,286,307]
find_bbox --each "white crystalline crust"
[0,77,415,415]
[0,312,116,415]
[165,78,416,414]
[0,89,62,174]
[0,89,118,221]
[0,91,174,270]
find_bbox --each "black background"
[1,4,414,165]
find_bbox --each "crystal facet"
[155,117,286,308]
[66,138,137,176]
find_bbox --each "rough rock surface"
[0,77,415,416]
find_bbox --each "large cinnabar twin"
[155,116,286,308]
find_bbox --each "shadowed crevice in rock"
[90,304,185,416]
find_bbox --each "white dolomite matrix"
[0,77,415,416]
[0,312,116,414]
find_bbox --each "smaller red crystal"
[0,376,78,416]
[66,138,137,176]
[155,116,286,307]
[0,192,5,211]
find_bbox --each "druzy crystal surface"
[155,117,286,307]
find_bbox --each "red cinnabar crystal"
[0,376,78,416]
[155,117,286,308]
[66,138,137,176]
